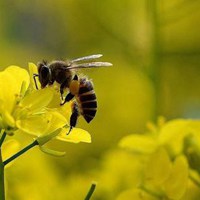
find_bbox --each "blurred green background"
[1,0,200,199]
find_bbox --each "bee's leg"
[60,88,64,101]
[60,75,78,105]
[33,74,39,90]
[60,92,74,105]
[67,102,79,135]
[60,81,67,101]
[60,80,72,102]
[73,74,78,81]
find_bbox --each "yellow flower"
[0,64,91,153]
[118,118,199,200]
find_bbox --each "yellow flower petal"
[163,155,188,199]
[16,114,51,135]
[119,134,157,154]
[159,119,200,156]
[0,66,29,114]
[19,87,54,114]
[56,128,91,143]
[2,111,15,128]
[16,110,67,136]
[116,188,156,200]
[45,110,68,133]
[5,66,30,90]
[145,148,172,185]
[52,102,72,122]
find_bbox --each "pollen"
[69,80,80,95]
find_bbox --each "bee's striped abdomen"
[78,78,97,123]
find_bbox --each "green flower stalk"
[84,182,97,200]
[0,145,5,200]
[0,64,91,199]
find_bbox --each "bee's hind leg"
[67,101,79,135]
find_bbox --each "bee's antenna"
[42,60,48,65]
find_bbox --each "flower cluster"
[117,118,200,200]
[0,64,91,157]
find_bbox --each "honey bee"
[33,54,112,134]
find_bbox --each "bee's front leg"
[33,74,39,90]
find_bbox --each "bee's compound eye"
[38,65,51,88]
[41,66,50,78]
[69,80,80,95]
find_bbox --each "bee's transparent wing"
[67,62,113,70]
[70,54,103,63]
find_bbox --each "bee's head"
[37,61,51,88]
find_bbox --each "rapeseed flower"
[0,64,92,200]
[118,118,200,200]
[0,64,91,153]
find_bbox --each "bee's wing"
[67,62,113,70]
[70,54,103,63]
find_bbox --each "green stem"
[0,130,6,147]
[0,148,5,200]
[146,0,162,120]
[84,182,97,200]
[3,140,38,166]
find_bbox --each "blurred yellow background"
[1,0,200,199]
